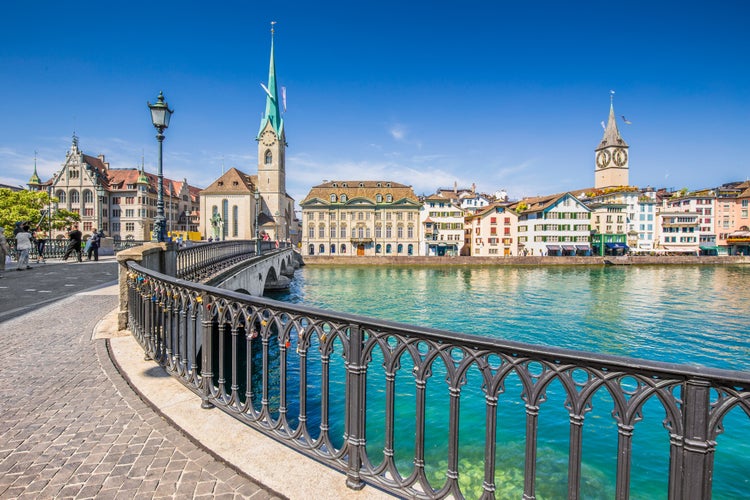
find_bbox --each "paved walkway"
[0,259,392,500]
[0,264,282,499]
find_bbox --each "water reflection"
[274,265,750,372]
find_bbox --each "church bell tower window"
[265,150,273,164]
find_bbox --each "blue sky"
[1,1,748,206]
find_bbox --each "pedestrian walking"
[0,227,11,278]
[15,224,33,271]
[34,227,47,263]
[86,228,101,261]
[62,225,83,262]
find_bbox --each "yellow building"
[300,181,420,256]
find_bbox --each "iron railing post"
[680,379,714,499]
[345,323,366,490]
[200,295,214,409]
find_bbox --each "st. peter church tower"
[594,95,629,189]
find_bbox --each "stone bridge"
[204,249,301,296]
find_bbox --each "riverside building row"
[300,97,750,257]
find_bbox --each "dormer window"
[359,182,364,187]
[218,181,224,186]
[232,181,239,186]
[386,182,391,188]
[332,182,338,187]
[341,194,348,202]
[377,182,382,187]
[342,182,348,187]
[376,194,383,203]
[330,194,337,202]
[386,194,393,203]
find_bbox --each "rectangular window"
[308,226,314,238]
[319,225,325,238]
[125,197,135,205]
[125,222,135,232]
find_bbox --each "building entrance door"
[357,244,365,256]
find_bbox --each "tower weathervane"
[271,21,277,35]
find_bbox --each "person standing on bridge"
[0,227,11,278]
[15,224,33,271]
[62,225,83,262]
[86,228,101,261]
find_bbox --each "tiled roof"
[301,180,418,205]
[201,168,257,195]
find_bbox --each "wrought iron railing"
[176,240,290,282]
[124,260,750,499]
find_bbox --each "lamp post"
[47,185,53,241]
[147,91,173,243]
[254,188,261,255]
[95,180,105,234]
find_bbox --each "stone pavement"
[0,270,283,499]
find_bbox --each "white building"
[420,195,465,256]
[513,193,592,256]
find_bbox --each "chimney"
[453,181,457,194]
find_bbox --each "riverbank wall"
[302,255,750,266]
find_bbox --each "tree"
[0,188,80,235]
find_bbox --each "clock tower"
[594,93,629,189]
[256,25,289,240]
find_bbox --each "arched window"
[386,244,392,254]
[376,194,383,203]
[330,194,337,202]
[265,150,273,164]
[70,190,80,203]
[375,243,382,254]
[398,243,404,253]
[83,189,93,204]
[341,244,347,254]
[408,244,414,255]
[232,205,238,237]
[319,244,325,254]
[57,190,66,203]
[222,199,229,239]
[308,244,314,255]
[386,194,392,202]
[330,244,336,254]
[341,194,347,203]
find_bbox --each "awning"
[605,242,628,249]
[546,245,561,251]
[561,245,575,251]
[575,245,590,250]
[699,246,719,250]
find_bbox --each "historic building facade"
[420,194,465,256]
[300,181,420,256]
[512,193,592,256]
[464,203,519,256]
[28,135,200,241]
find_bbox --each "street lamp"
[95,178,105,233]
[254,188,262,255]
[147,91,173,243]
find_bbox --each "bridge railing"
[124,260,750,499]
[176,240,292,281]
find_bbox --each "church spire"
[257,22,284,139]
[598,91,628,149]
[28,151,42,189]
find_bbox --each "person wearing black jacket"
[62,225,83,262]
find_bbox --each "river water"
[268,264,750,498]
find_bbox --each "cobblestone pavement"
[0,285,283,499]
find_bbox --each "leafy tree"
[0,188,79,235]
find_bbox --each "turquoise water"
[268,265,750,498]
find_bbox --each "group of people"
[0,223,104,278]
[62,225,103,262]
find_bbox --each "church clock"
[596,150,611,169]
[260,130,276,147]
[613,148,628,167]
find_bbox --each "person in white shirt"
[15,224,33,271]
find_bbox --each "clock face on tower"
[261,130,276,147]
[613,148,628,167]
[596,150,611,169]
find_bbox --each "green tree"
[0,188,80,235]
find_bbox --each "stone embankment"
[303,255,749,266]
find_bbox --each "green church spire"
[28,151,42,187]
[257,22,284,139]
